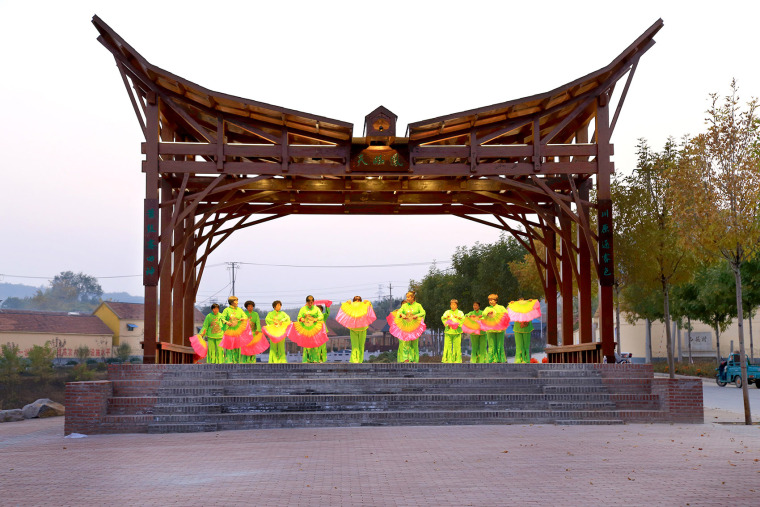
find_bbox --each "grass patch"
[651,359,718,378]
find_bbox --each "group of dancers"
[190,291,540,365]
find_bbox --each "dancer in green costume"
[346,296,370,363]
[241,300,262,364]
[483,294,508,363]
[466,301,486,363]
[299,295,325,363]
[221,296,248,364]
[394,291,426,363]
[514,321,534,364]
[316,304,329,363]
[441,299,465,363]
[265,300,290,363]
[199,304,224,364]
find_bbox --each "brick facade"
[64,363,705,435]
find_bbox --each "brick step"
[143,409,646,432]
[110,363,648,379]
[106,392,658,415]
[152,394,616,414]
[156,376,605,389]
[147,422,218,434]
[555,419,625,425]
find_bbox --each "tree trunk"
[687,316,693,364]
[645,318,652,364]
[676,321,683,363]
[615,284,622,355]
[714,323,721,364]
[663,281,674,379]
[749,308,755,363]
[730,262,752,425]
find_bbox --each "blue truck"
[715,353,760,388]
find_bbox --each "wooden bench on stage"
[545,342,612,363]
[141,340,195,364]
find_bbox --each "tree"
[615,138,696,377]
[508,236,550,301]
[672,262,735,364]
[50,271,103,303]
[2,271,104,312]
[116,342,132,363]
[669,81,760,424]
[75,345,90,364]
[0,343,24,408]
[27,342,55,383]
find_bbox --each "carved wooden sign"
[349,145,409,172]
[144,198,159,286]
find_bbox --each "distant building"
[93,302,205,356]
[0,309,113,360]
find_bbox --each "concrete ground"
[1,384,758,506]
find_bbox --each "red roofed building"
[0,309,114,360]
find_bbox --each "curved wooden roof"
[92,15,353,144]
[407,19,663,146]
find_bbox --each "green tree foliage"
[672,262,736,363]
[3,271,104,312]
[371,297,403,322]
[411,234,528,332]
[116,342,133,363]
[0,343,24,408]
[669,81,760,424]
[615,138,696,377]
[75,345,90,364]
[27,342,55,383]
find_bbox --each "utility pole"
[226,262,240,296]
[388,282,393,302]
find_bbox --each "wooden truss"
[93,15,663,363]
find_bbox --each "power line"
[195,282,232,305]
[237,261,449,269]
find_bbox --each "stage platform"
[65,363,703,435]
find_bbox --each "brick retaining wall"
[64,381,112,435]
[652,377,704,423]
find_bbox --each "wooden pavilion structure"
[93,16,663,364]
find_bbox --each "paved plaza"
[2,379,759,506]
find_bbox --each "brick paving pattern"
[2,416,757,506]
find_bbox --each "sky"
[1,0,759,309]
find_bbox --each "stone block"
[22,398,66,419]
[0,409,24,423]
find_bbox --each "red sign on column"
[144,198,159,286]
[597,199,614,286]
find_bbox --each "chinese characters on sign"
[144,199,159,286]
[350,146,409,171]
[598,199,614,286]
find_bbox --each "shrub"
[74,345,90,364]
[0,343,23,406]
[95,362,107,372]
[70,364,94,381]
[116,342,132,363]
[27,342,55,382]
[369,350,397,363]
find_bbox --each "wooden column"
[143,93,159,364]
[545,225,558,346]
[183,217,196,346]
[559,210,574,346]
[596,93,616,363]
[171,198,185,346]
[577,179,593,343]
[159,179,172,346]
